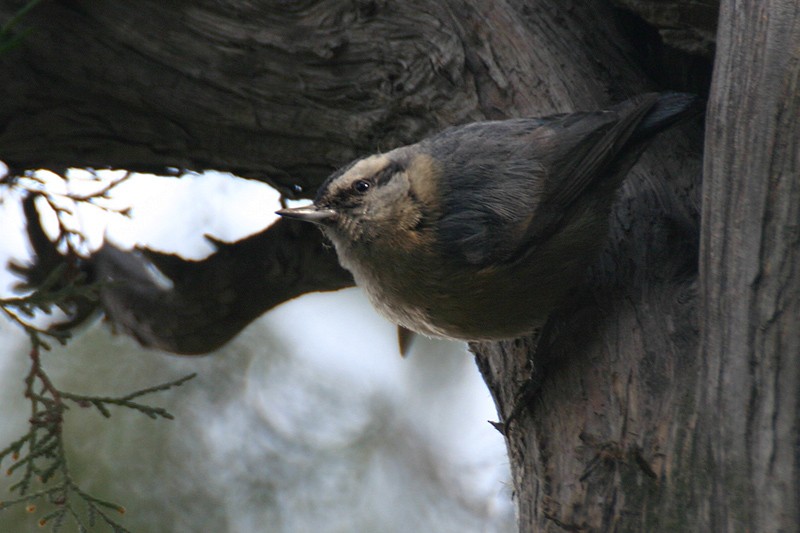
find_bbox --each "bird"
[278,92,699,343]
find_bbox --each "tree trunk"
[693,0,800,530]
[3,1,797,532]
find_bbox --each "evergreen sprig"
[0,328,196,532]
[1,177,197,531]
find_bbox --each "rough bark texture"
[1,0,712,190]
[694,0,800,530]
[3,1,795,532]
[1,0,484,195]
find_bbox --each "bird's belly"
[336,234,592,342]
[357,267,550,341]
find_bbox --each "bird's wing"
[535,93,659,209]
[431,94,659,267]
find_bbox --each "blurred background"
[0,169,514,533]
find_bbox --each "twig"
[0,170,194,532]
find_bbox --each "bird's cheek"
[332,214,362,242]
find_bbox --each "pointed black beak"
[276,205,337,225]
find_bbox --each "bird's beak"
[276,205,337,225]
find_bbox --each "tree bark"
[1,0,712,190]
[694,0,800,530]
[5,1,796,532]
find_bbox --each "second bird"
[278,92,698,342]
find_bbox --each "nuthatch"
[278,92,698,342]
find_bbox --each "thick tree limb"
[16,200,352,354]
[0,0,715,191]
[1,0,486,195]
[93,219,353,354]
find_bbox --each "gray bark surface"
[695,0,800,530]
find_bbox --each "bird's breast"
[332,233,553,341]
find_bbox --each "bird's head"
[277,148,441,250]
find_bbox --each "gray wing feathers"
[429,92,694,267]
[430,120,550,265]
[539,93,659,208]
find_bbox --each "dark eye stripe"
[375,161,404,187]
[321,160,406,208]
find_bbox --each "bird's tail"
[634,92,704,140]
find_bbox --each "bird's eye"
[353,179,371,193]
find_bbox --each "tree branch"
[15,198,353,354]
